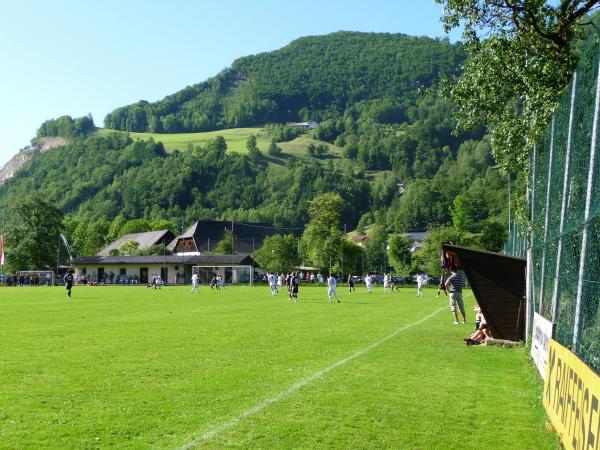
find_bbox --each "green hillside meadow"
[95,127,271,154]
[94,127,348,167]
[0,285,557,449]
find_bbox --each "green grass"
[0,286,557,449]
[95,127,270,154]
[94,127,349,170]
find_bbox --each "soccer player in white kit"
[417,273,426,297]
[383,273,391,293]
[365,274,373,293]
[268,272,278,295]
[191,272,199,293]
[327,273,341,303]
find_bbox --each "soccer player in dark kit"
[64,270,74,300]
[291,272,300,302]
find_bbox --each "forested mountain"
[104,32,466,133]
[0,32,510,259]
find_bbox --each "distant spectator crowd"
[4,273,53,287]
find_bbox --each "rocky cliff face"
[0,137,66,185]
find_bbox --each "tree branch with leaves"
[436,0,600,172]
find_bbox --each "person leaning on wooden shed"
[445,269,466,324]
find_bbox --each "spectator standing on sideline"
[446,269,467,324]
[348,274,355,293]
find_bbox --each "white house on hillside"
[286,121,318,129]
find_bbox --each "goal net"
[17,270,56,286]
[191,265,254,285]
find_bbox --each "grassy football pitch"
[0,285,557,449]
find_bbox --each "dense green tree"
[436,0,600,171]
[387,234,413,275]
[210,135,228,156]
[5,196,64,270]
[80,219,110,256]
[301,193,345,270]
[450,195,469,234]
[364,225,388,272]
[415,227,470,276]
[315,144,329,157]
[36,114,95,139]
[108,215,128,242]
[120,219,151,235]
[477,221,508,253]
[267,139,282,156]
[246,134,261,158]
[253,234,297,273]
[266,124,304,142]
[214,230,235,254]
[149,219,178,234]
[340,239,366,275]
[118,240,140,256]
[136,244,168,256]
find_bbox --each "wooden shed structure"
[443,244,526,342]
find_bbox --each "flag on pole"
[0,234,4,266]
[60,233,73,261]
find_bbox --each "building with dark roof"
[96,230,175,256]
[168,220,302,255]
[71,254,257,285]
[71,219,298,285]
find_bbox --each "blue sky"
[0,0,461,166]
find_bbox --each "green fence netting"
[504,39,600,374]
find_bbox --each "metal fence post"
[538,116,556,314]
[528,145,537,320]
[573,59,600,351]
[551,72,577,322]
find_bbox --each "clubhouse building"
[71,220,301,284]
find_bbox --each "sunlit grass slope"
[95,127,269,153]
[96,128,341,156]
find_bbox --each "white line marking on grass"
[179,307,446,449]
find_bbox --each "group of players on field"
[262,272,443,303]
[63,269,459,310]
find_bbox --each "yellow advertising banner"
[544,339,600,450]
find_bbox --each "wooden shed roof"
[443,244,526,342]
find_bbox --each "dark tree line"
[36,114,95,139]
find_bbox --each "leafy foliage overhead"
[435,0,600,172]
